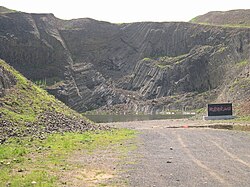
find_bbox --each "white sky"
[1,0,250,23]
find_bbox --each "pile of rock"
[35,111,110,133]
[0,111,110,144]
[0,120,17,144]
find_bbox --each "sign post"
[203,103,235,120]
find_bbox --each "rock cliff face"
[0,8,250,114]
[0,12,71,81]
[0,65,17,97]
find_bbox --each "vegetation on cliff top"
[190,9,250,28]
[0,6,16,14]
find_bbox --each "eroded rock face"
[0,65,17,97]
[0,11,250,113]
[0,12,72,81]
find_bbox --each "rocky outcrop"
[0,12,72,81]
[61,22,250,112]
[0,9,250,113]
[0,65,16,97]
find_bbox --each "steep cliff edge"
[0,8,249,115]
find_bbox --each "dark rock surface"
[0,9,250,113]
[0,66,17,97]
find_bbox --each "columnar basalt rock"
[0,8,250,113]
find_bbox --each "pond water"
[84,114,194,123]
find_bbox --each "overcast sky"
[1,0,250,23]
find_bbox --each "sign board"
[208,103,233,116]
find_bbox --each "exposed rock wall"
[0,10,250,113]
[0,64,17,97]
[0,12,71,81]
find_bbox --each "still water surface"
[84,114,194,123]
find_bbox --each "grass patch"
[142,57,152,62]
[233,125,250,131]
[141,54,188,69]
[156,64,172,69]
[236,60,248,68]
[232,116,250,122]
[195,108,206,115]
[0,6,16,14]
[0,129,137,186]
[217,46,227,53]
[189,21,250,28]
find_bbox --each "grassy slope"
[190,10,250,28]
[0,6,16,14]
[0,59,88,124]
[190,21,250,29]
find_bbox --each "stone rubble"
[0,111,110,144]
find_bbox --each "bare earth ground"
[109,119,250,187]
[62,145,122,186]
[65,119,250,187]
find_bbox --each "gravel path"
[107,119,250,187]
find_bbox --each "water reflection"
[84,114,194,123]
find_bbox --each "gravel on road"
[106,119,250,187]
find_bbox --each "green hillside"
[0,59,101,143]
[190,9,250,28]
[0,6,16,13]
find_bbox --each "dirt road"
[109,119,250,187]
